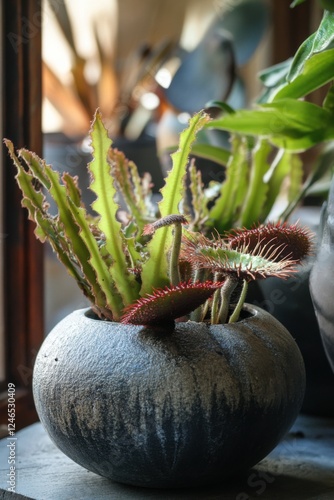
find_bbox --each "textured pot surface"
[259,266,334,416]
[33,305,305,488]
[310,179,334,373]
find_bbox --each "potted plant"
[5,109,312,488]
[43,0,272,334]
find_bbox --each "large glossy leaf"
[207,99,334,151]
[190,143,230,167]
[287,11,334,82]
[258,59,292,88]
[272,49,334,101]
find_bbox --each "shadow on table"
[99,470,334,500]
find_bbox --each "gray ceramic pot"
[33,305,305,488]
[310,178,334,373]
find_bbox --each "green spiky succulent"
[4,110,312,326]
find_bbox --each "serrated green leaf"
[88,110,140,307]
[34,209,92,297]
[140,111,210,295]
[287,11,334,82]
[5,140,94,300]
[65,197,124,317]
[240,139,271,228]
[323,85,334,111]
[46,166,105,302]
[62,173,82,207]
[108,148,152,235]
[187,161,209,230]
[279,141,334,221]
[287,153,303,203]
[207,135,248,232]
[19,149,52,190]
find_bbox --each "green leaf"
[109,148,153,233]
[65,196,124,317]
[45,166,107,305]
[240,139,271,228]
[140,111,210,295]
[187,161,209,230]
[190,143,230,167]
[205,100,235,114]
[321,0,334,12]
[207,135,248,232]
[88,110,140,307]
[287,11,334,82]
[62,173,82,207]
[287,153,303,203]
[290,0,306,7]
[207,99,334,151]
[5,140,95,301]
[258,59,292,88]
[279,141,334,220]
[263,149,292,220]
[20,144,122,316]
[272,49,334,101]
[18,149,52,190]
[323,85,334,111]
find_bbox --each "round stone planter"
[33,305,305,489]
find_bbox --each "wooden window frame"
[0,0,43,433]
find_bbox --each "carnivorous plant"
[5,110,312,326]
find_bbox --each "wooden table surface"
[0,414,334,500]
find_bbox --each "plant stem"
[229,280,248,323]
[217,276,239,324]
[190,268,205,321]
[211,272,221,324]
[170,223,182,286]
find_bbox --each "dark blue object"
[310,177,334,373]
[164,0,270,114]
